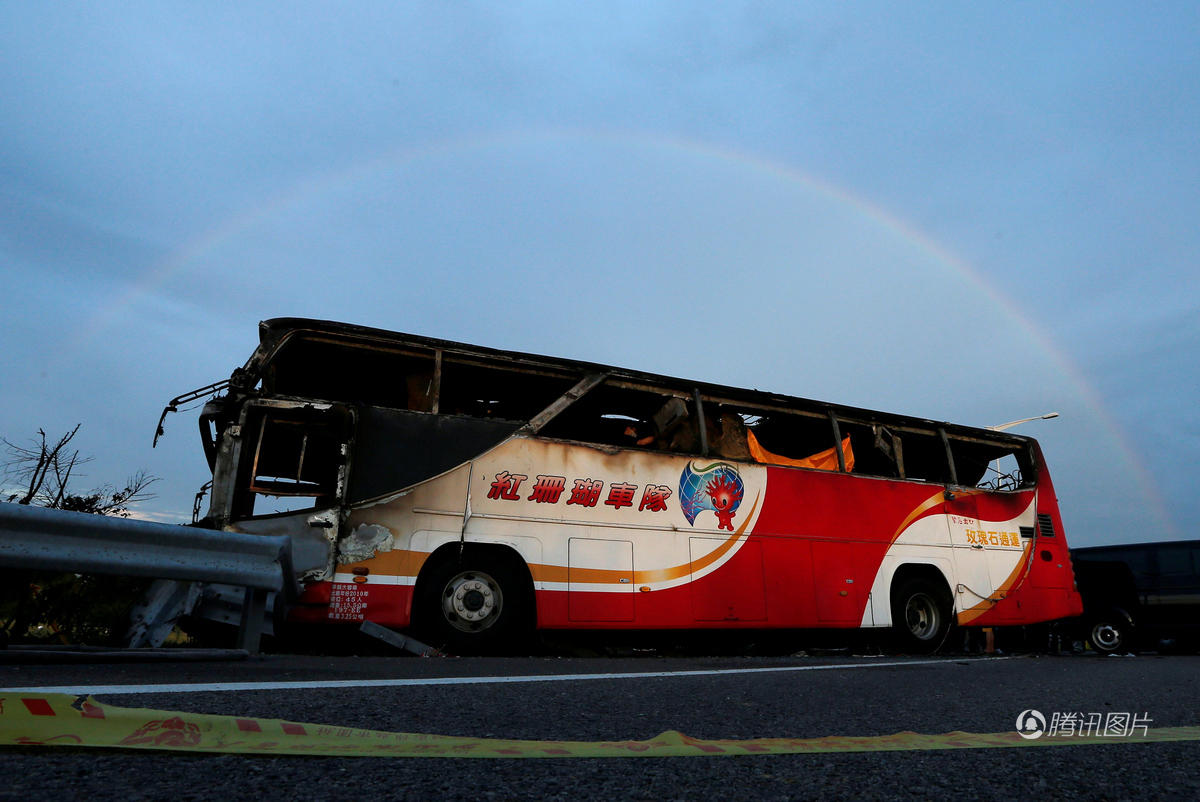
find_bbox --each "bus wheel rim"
[1092,623,1121,650]
[442,570,504,633]
[905,592,940,640]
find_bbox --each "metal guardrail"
[0,502,298,652]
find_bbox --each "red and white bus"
[168,319,1082,652]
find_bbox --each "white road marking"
[2,657,1004,695]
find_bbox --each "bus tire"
[414,549,532,655]
[891,575,952,653]
[1086,608,1133,654]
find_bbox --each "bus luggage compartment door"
[567,538,634,622]
[810,540,865,624]
[690,537,766,622]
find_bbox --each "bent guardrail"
[0,502,297,652]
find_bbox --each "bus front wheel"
[891,576,952,653]
[414,550,532,654]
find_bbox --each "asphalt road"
[2,651,1198,800]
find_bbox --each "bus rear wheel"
[414,550,532,655]
[891,576,952,653]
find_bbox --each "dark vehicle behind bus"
[1071,540,1200,653]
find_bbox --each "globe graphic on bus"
[679,462,744,528]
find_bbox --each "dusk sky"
[2,3,1196,546]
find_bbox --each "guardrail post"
[236,587,269,653]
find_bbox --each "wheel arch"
[888,563,956,652]
[1095,604,1136,629]
[891,562,953,593]
[876,561,954,628]
[413,541,537,628]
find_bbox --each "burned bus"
[158,318,1082,652]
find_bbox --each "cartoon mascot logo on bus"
[679,462,745,531]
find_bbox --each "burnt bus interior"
[187,320,1037,521]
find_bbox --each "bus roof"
[246,317,1034,447]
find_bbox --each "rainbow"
[71,127,1178,538]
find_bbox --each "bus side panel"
[287,580,414,628]
[532,536,781,629]
[531,531,776,630]
[285,437,1081,632]
[289,462,476,628]
[469,438,771,630]
[968,451,1083,626]
[943,490,1038,626]
[751,466,950,628]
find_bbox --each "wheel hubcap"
[1092,623,1121,650]
[905,593,940,640]
[442,571,503,633]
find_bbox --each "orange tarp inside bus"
[746,431,854,472]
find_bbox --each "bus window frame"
[231,400,354,520]
[243,324,1042,497]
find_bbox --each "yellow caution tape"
[2,694,1198,758]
